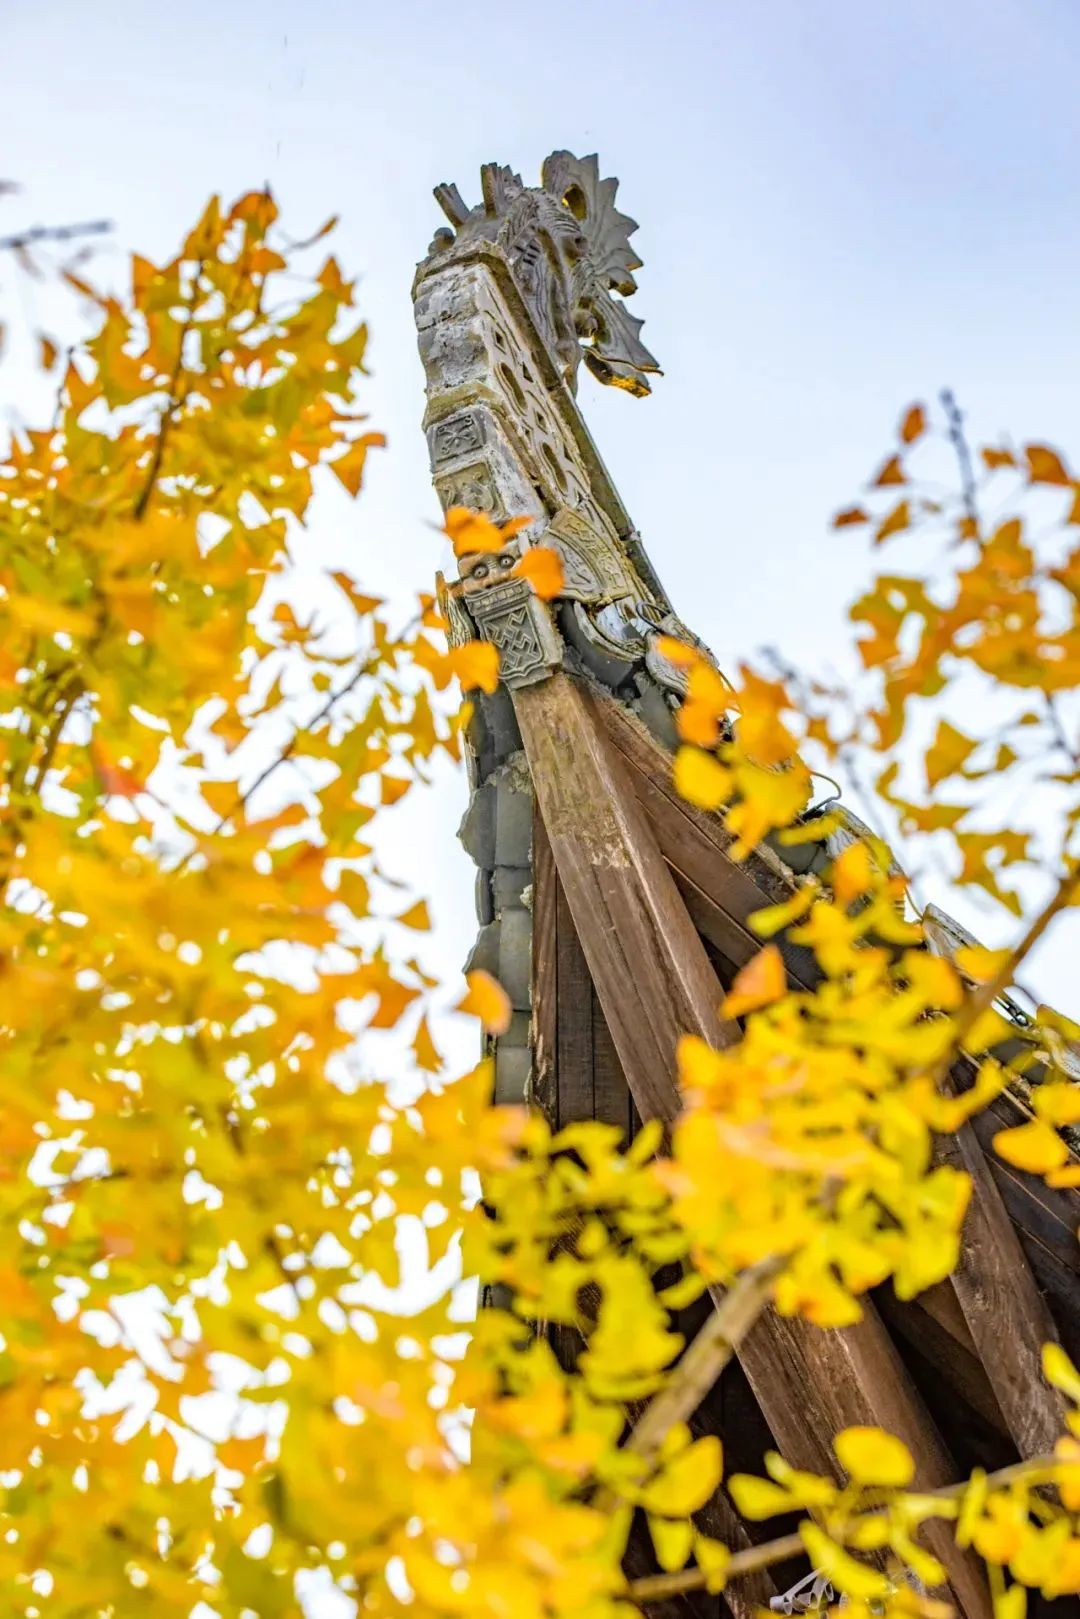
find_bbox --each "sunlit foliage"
[1,202,1079,1619]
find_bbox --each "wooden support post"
[515,673,740,1110]
[513,672,992,1619]
[532,811,776,1617]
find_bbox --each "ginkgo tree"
[2,192,1080,1619]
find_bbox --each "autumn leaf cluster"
[3,195,1080,1619]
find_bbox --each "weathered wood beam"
[935,1104,1068,1456]
[513,672,991,1619]
[531,804,559,1126]
[874,1285,1008,1437]
[597,687,1074,1466]
[597,697,819,990]
[532,812,770,1617]
[516,674,739,1103]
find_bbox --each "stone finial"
[428,152,660,397]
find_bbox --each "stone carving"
[544,505,642,603]
[428,152,659,397]
[641,606,724,702]
[458,545,521,595]
[436,461,497,516]
[435,570,478,653]
[414,151,714,1114]
[431,411,484,462]
[464,575,563,689]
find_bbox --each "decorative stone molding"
[464,576,563,690]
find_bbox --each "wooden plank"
[974,1094,1080,1278]
[1018,1232,1080,1365]
[935,1107,1067,1457]
[875,1286,1007,1436]
[592,983,633,1137]
[555,875,598,1128]
[601,712,819,991]
[918,1279,978,1356]
[513,673,992,1619]
[514,674,739,1115]
[531,806,559,1127]
[536,825,751,1615]
[733,1299,990,1619]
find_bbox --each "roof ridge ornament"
[427,151,660,397]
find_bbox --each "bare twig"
[940,388,979,530]
[0,220,113,253]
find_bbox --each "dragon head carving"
[429,151,660,397]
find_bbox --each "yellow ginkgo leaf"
[639,1436,722,1518]
[874,498,910,545]
[444,506,531,558]
[800,1525,891,1601]
[449,640,500,694]
[329,431,386,496]
[380,774,411,806]
[831,840,874,908]
[1026,443,1070,486]
[647,1514,694,1573]
[330,570,383,616]
[954,944,1011,982]
[992,1120,1068,1175]
[900,402,926,443]
[411,1015,442,1074]
[1043,1344,1080,1402]
[396,900,430,932]
[721,944,786,1020]
[727,1473,794,1520]
[654,634,699,668]
[925,718,977,787]
[748,885,816,937]
[457,969,512,1035]
[513,545,563,600]
[694,1535,731,1592]
[833,1425,914,1488]
[672,746,730,811]
[1033,1082,1080,1127]
[832,505,870,528]
[873,453,906,487]
[1054,1437,1080,1511]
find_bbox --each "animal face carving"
[458,546,520,594]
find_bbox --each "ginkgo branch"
[622,1254,785,1468]
[624,1453,1058,1604]
[132,261,204,522]
[205,609,423,842]
[929,859,1079,1090]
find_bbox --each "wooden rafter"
[596,688,1076,1464]
[514,671,992,1619]
[532,812,778,1618]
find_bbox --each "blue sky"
[6,0,1080,1009]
